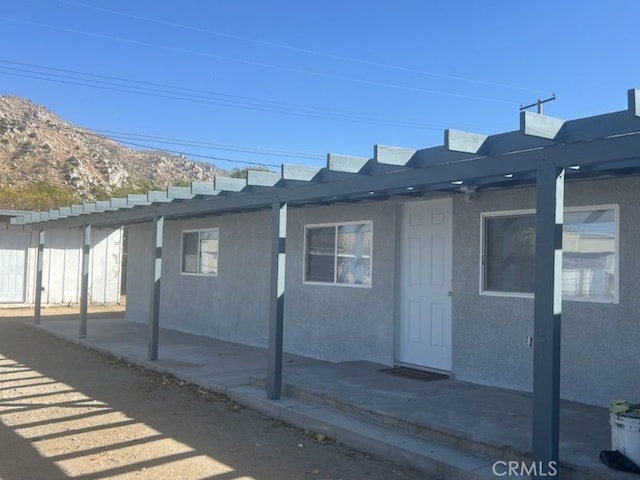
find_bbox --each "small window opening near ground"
[181,228,219,276]
[481,206,618,303]
[304,221,372,286]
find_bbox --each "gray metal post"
[532,167,564,478]
[148,215,164,361]
[79,224,91,339]
[267,201,287,400]
[34,230,45,325]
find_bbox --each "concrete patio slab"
[29,315,637,480]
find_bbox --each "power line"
[117,139,282,168]
[1,59,377,116]
[70,128,282,168]
[60,0,549,95]
[63,125,324,160]
[0,65,442,130]
[0,16,520,106]
[1,59,340,114]
[0,60,494,132]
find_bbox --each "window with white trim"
[181,228,219,276]
[304,222,372,286]
[481,206,617,302]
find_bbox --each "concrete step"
[249,375,524,461]
[227,384,499,479]
[248,376,635,480]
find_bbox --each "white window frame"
[180,228,220,277]
[479,204,619,304]
[303,220,373,288]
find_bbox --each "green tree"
[0,182,80,211]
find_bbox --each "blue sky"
[1,1,638,171]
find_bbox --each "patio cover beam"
[214,176,247,192]
[374,145,417,167]
[191,182,220,196]
[282,164,322,182]
[247,170,282,187]
[520,111,565,140]
[110,198,131,209]
[327,153,370,173]
[319,154,372,183]
[79,224,91,339]
[95,200,119,211]
[148,215,164,361]
[127,194,151,206]
[292,131,640,198]
[532,167,565,476]
[147,191,172,203]
[16,115,640,230]
[167,186,194,199]
[445,129,488,154]
[82,203,98,214]
[22,213,36,223]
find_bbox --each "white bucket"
[610,412,640,466]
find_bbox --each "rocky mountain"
[0,95,224,200]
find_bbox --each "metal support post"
[34,230,45,325]
[532,167,564,478]
[79,224,91,338]
[267,201,287,400]
[148,215,164,361]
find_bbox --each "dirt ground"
[0,308,425,480]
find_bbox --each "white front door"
[0,232,28,303]
[397,199,452,371]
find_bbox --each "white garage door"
[0,232,29,303]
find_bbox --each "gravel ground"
[0,311,425,480]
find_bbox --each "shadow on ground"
[0,316,420,480]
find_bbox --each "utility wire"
[118,139,281,168]
[63,125,324,160]
[60,0,549,95]
[0,66,445,131]
[71,128,282,168]
[0,59,366,116]
[0,60,493,131]
[0,68,428,129]
[0,16,519,106]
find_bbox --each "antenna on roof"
[520,93,556,114]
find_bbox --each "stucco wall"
[157,212,272,347]
[125,201,398,364]
[125,222,153,324]
[452,176,640,407]
[284,201,397,364]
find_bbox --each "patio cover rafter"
[16,127,640,229]
[11,89,640,231]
